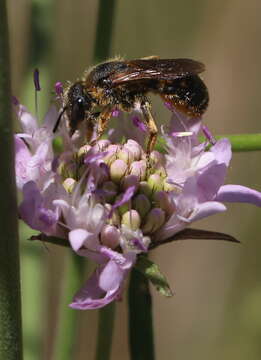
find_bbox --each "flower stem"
[93,0,117,62]
[95,302,116,360]
[156,133,261,153]
[0,0,23,359]
[215,133,261,152]
[128,268,155,360]
[52,252,85,360]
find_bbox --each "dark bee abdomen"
[160,75,209,116]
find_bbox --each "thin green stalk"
[0,0,23,359]
[215,133,261,152]
[93,0,117,62]
[95,303,116,360]
[52,253,85,360]
[156,133,261,153]
[128,268,155,360]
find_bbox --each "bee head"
[53,82,94,135]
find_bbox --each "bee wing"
[110,58,206,85]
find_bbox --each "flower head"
[15,88,261,309]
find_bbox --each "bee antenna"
[53,106,67,133]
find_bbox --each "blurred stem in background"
[156,133,261,153]
[95,302,116,360]
[0,0,23,359]
[52,253,86,360]
[128,268,155,360]
[19,1,55,359]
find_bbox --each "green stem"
[156,133,261,153]
[95,302,116,360]
[93,0,117,62]
[128,268,155,360]
[0,1,23,359]
[52,253,85,360]
[215,133,261,152]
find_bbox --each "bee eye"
[77,98,83,104]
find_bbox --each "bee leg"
[140,101,158,155]
[90,108,111,145]
[86,119,95,142]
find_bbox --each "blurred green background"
[8,0,261,359]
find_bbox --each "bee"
[53,56,209,153]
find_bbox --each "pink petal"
[69,229,92,251]
[197,163,227,202]
[69,264,123,310]
[210,138,232,166]
[216,184,261,207]
[99,260,124,292]
[190,201,227,222]
[17,104,38,134]
[15,136,31,189]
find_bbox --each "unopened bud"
[105,204,121,226]
[150,151,165,167]
[102,181,118,202]
[129,160,147,180]
[133,194,151,217]
[117,148,134,164]
[110,159,127,183]
[153,191,175,215]
[122,175,139,191]
[124,140,142,160]
[101,225,120,249]
[142,208,166,234]
[163,179,181,193]
[138,181,152,198]
[148,173,163,192]
[63,178,76,193]
[78,144,91,157]
[121,210,141,230]
[95,139,111,151]
[103,144,121,165]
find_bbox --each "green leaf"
[149,227,240,250]
[135,256,173,297]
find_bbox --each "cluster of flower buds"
[14,88,261,309]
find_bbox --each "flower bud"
[117,148,134,164]
[95,139,111,151]
[124,140,142,160]
[101,225,120,249]
[129,160,147,180]
[63,178,76,193]
[149,150,165,167]
[103,144,121,165]
[122,175,139,191]
[121,210,141,230]
[154,166,167,177]
[138,181,152,198]
[102,181,118,202]
[163,179,181,193]
[153,191,175,215]
[133,194,151,217]
[58,160,75,179]
[110,159,127,183]
[117,199,131,216]
[78,144,91,157]
[147,173,163,192]
[142,208,166,234]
